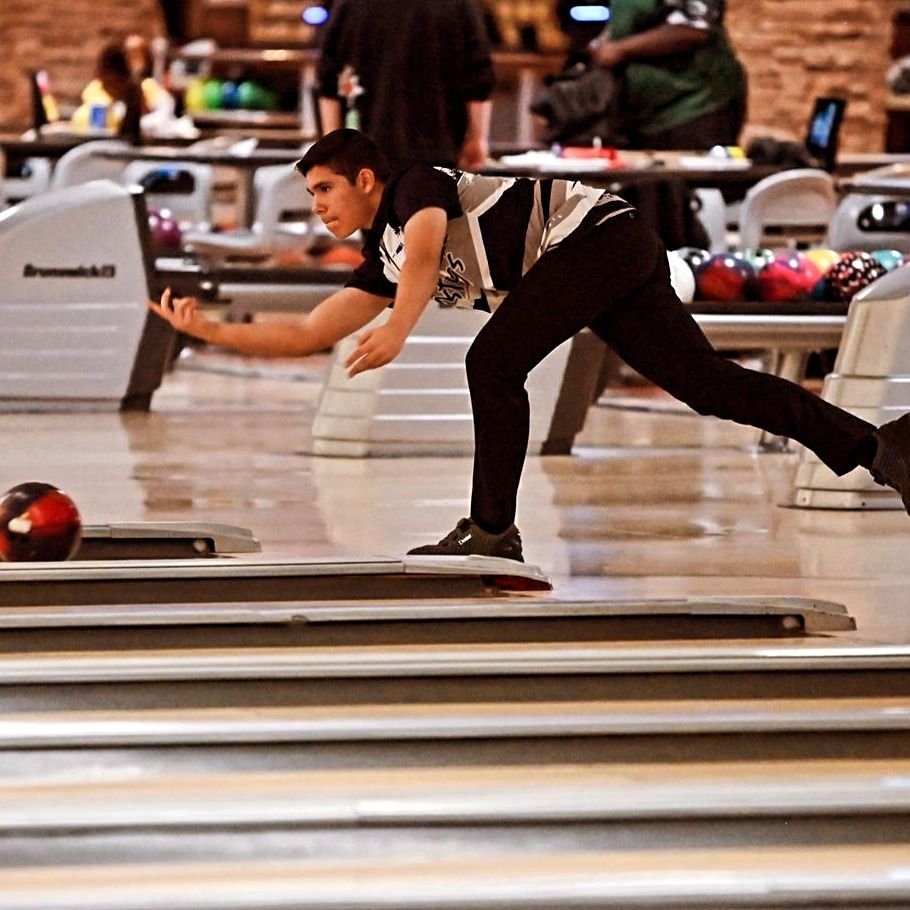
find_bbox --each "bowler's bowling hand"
[345,323,407,377]
[147,288,207,337]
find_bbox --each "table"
[485,151,782,190]
[484,153,784,249]
[0,133,97,174]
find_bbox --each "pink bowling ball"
[755,251,821,302]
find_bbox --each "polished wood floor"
[6,346,910,644]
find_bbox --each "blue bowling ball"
[872,249,904,272]
[220,81,241,109]
[810,275,837,301]
[675,246,711,275]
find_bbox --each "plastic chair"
[737,168,837,249]
[48,140,131,191]
[3,157,52,205]
[182,164,320,260]
[693,187,728,253]
[121,160,214,225]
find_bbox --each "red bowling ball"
[694,253,755,301]
[755,251,821,302]
[0,482,82,562]
[147,207,184,252]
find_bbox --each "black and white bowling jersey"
[348,163,634,312]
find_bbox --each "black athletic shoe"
[871,413,910,513]
[407,517,524,562]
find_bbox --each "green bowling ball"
[202,79,225,110]
[741,247,775,272]
[259,87,278,111]
[237,80,258,109]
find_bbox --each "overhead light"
[302,5,329,25]
[570,5,610,22]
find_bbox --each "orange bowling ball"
[318,244,364,269]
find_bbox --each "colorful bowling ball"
[318,243,366,269]
[0,482,82,562]
[157,216,183,250]
[804,248,841,276]
[827,252,888,302]
[755,250,821,302]
[675,246,711,275]
[810,275,837,301]
[872,249,904,272]
[220,81,241,109]
[183,77,207,114]
[202,79,225,110]
[694,252,755,301]
[259,87,279,111]
[804,248,840,275]
[666,250,695,303]
[804,249,842,301]
[237,80,259,110]
[148,207,183,251]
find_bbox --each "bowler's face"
[305,166,375,237]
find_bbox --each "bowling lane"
[2,758,909,870]
[0,592,854,652]
[1,345,909,643]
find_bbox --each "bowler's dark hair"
[296,129,391,183]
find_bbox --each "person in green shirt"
[589,0,747,149]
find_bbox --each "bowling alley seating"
[121,160,214,226]
[2,157,52,205]
[182,163,319,261]
[693,187,729,252]
[737,168,838,249]
[48,138,131,191]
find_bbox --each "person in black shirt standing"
[148,130,910,562]
[316,0,495,169]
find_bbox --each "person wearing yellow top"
[72,40,174,135]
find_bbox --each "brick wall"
[0,0,165,130]
[0,0,899,153]
[727,0,898,153]
[481,0,898,153]
[249,0,323,47]
[489,0,898,153]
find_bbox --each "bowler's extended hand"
[345,322,408,377]
[147,287,207,336]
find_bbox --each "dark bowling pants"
[466,210,877,532]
